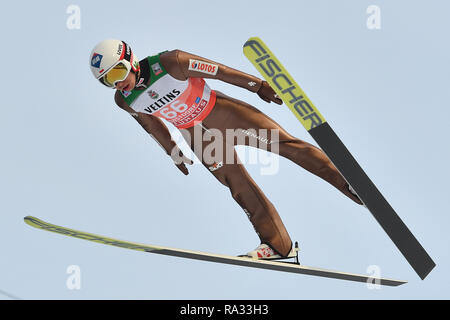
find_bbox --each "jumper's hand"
[170,148,194,175]
[257,81,283,105]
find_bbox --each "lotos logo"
[188,59,218,76]
[91,53,103,68]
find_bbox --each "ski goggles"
[98,61,131,88]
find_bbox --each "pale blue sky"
[0,0,449,299]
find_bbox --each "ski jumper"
[115,50,362,257]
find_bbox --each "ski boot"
[242,242,300,264]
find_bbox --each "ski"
[243,37,435,280]
[24,216,405,286]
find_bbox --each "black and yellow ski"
[243,37,435,279]
[24,216,406,286]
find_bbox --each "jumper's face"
[115,70,136,91]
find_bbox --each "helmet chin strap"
[134,69,139,87]
[135,68,149,89]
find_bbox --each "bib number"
[160,101,189,119]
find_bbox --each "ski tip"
[24,216,40,227]
[243,36,262,48]
[24,215,33,225]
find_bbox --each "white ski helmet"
[89,39,140,88]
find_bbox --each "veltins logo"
[91,53,103,68]
[188,59,218,76]
[148,90,159,99]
